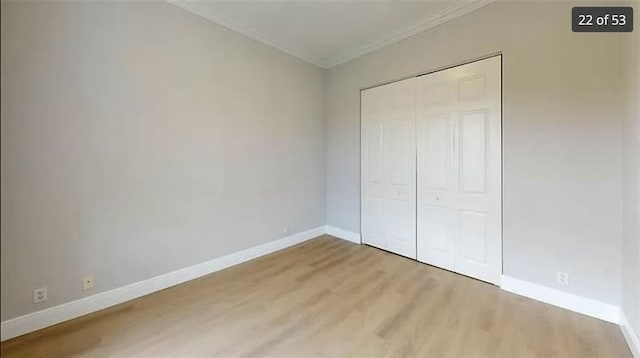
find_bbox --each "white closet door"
[361,78,416,259]
[416,56,502,284]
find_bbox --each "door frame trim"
[359,53,504,281]
[359,52,503,92]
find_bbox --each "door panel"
[385,199,412,254]
[423,115,448,189]
[419,205,454,270]
[416,56,502,284]
[366,123,383,184]
[458,210,488,264]
[387,120,411,186]
[361,78,416,259]
[362,197,384,248]
[460,111,487,194]
[458,75,487,100]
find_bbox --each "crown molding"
[323,0,496,68]
[166,0,327,68]
[167,0,496,69]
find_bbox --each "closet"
[361,55,502,284]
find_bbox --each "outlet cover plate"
[33,287,47,303]
[557,272,569,285]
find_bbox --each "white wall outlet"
[82,276,95,291]
[33,287,47,303]
[557,271,569,285]
[283,225,288,235]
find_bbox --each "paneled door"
[416,56,502,284]
[361,78,416,259]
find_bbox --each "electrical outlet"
[283,225,288,235]
[33,287,47,303]
[82,276,95,291]
[557,272,569,285]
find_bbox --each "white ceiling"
[168,0,494,68]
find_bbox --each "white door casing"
[416,56,502,284]
[361,78,417,259]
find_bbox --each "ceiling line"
[167,0,327,68]
[167,0,496,69]
[324,0,496,68]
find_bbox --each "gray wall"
[1,0,636,324]
[0,1,325,320]
[622,1,640,340]
[325,2,627,305]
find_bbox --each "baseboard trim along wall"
[620,311,640,358]
[501,274,639,355]
[0,226,329,341]
[2,230,632,348]
[500,275,620,324]
[324,225,361,244]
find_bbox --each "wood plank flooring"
[1,235,631,357]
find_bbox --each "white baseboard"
[500,275,620,324]
[2,230,632,352]
[325,225,361,244]
[0,226,325,341]
[621,311,640,357]
[501,275,639,355]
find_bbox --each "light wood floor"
[1,235,631,357]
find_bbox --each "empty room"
[1,0,639,356]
